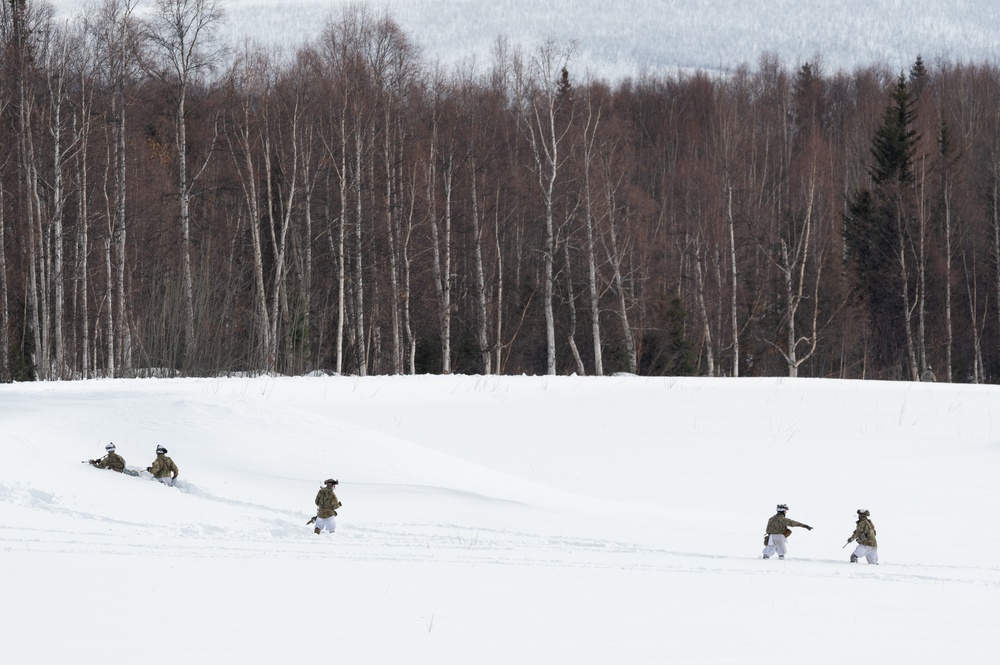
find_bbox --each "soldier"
[147,446,179,486]
[89,443,126,473]
[313,478,342,534]
[762,503,813,559]
[846,509,879,564]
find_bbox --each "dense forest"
[2,0,1000,382]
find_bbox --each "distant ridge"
[50,0,1000,80]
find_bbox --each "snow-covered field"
[2,375,999,663]
[55,0,1000,79]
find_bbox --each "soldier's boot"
[314,527,322,535]
[762,555,770,559]
[778,555,784,559]
[850,554,858,563]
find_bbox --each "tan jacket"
[765,513,808,534]
[315,487,342,519]
[93,453,126,472]
[850,517,877,547]
[150,454,178,479]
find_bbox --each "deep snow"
[2,375,999,663]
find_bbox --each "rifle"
[306,515,318,525]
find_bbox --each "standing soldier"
[313,479,342,534]
[846,509,879,564]
[147,446,179,486]
[762,503,813,559]
[89,443,126,473]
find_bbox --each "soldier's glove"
[805,525,813,530]
[146,467,152,472]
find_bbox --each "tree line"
[2,0,1000,383]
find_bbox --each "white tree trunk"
[581,93,603,375]
[726,182,740,378]
[692,237,716,377]
[0,180,8,381]
[353,130,367,376]
[993,176,1000,378]
[428,145,454,374]
[470,162,492,374]
[605,200,636,374]
[384,116,403,374]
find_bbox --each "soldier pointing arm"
[762,503,813,559]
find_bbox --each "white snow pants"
[852,544,879,564]
[315,515,336,533]
[762,534,787,558]
[155,476,174,487]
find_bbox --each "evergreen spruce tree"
[909,55,928,100]
[845,73,921,372]
[870,74,918,187]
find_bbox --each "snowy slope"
[54,0,1000,78]
[2,375,999,663]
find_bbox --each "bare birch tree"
[13,0,49,378]
[579,84,605,375]
[511,40,575,375]
[86,0,139,377]
[762,164,824,376]
[425,108,455,373]
[0,172,8,382]
[226,45,271,369]
[146,0,225,371]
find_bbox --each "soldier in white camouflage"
[90,443,126,473]
[147,446,179,486]
[846,509,878,564]
[313,479,342,534]
[762,503,813,559]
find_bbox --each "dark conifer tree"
[845,73,921,372]
[870,74,919,186]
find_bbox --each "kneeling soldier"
[147,446,179,486]
[90,443,126,473]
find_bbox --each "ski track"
[4,516,997,591]
[6,473,998,588]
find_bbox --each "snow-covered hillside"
[3,375,999,663]
[52,0,1000,79]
